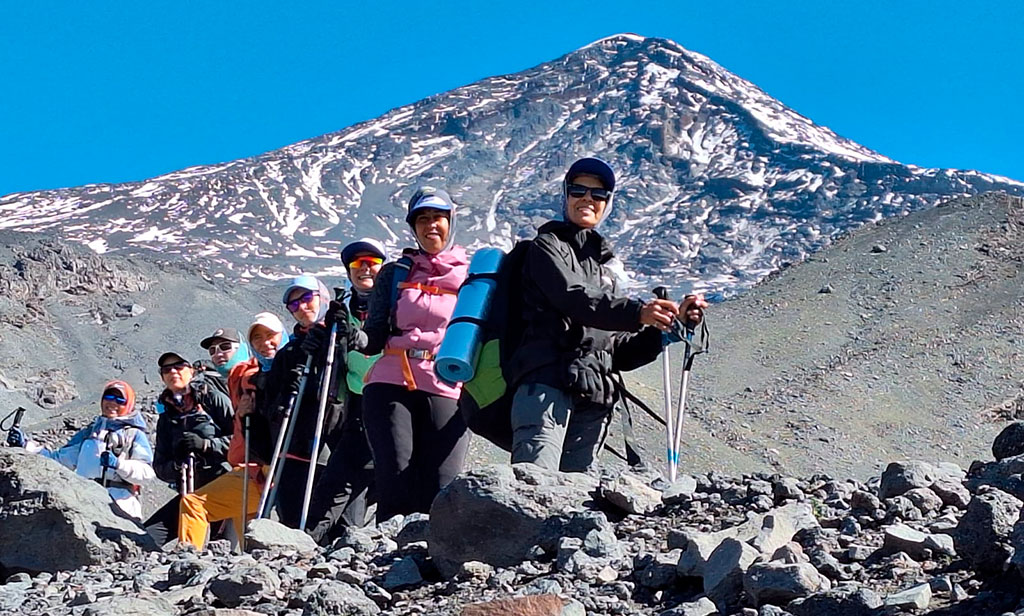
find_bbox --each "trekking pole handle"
[2,407,26,431]
[653,286,669,301]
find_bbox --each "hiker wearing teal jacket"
[306,238,386,542]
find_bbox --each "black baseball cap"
[200,327,241,349]
[157,352,190,368]
[566,157,615,192]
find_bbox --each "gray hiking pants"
[510,383,611,473]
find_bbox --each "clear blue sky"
[1,1,1022,197]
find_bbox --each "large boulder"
[953,486,1022,573]
[703,538,759,612]
[675,502,818,578]
[0,449,156,573]
[877,461,936,500]
[461,595,581,615]
[787,585,883,616]
[993,422,1024,461]
[428,464,599,577]
[964,454,1024,499]
[244,519,318,556]
[743,562,830,606]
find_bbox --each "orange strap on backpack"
[384,348,437,391]
[397,281,459,296]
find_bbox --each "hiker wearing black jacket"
[260,274,346,528]
[144,351,234,545]
[507,158,701,472]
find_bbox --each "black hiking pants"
[362,383,470,523]
[306,394,376,543]
[272,457,324,529]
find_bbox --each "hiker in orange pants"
[178,313,285,549]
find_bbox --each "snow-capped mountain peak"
[1,34,1020,295]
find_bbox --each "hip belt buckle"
[406,349,435,361]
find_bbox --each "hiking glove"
[300,325,328,356]
[176,431,209,456]
[325,299,349,330]
[567,354,616,408]
[99,450,119,470]
[6,427,27,448]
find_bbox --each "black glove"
[325,299,349,330]
[175,431,209,457]
[300,324,328,356]
[6,427,27,448]
[286,363,307,394]
[567,353,616,408]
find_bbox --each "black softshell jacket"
[153,381,234,487]
[260,323,346,462]
[507,220,663,398]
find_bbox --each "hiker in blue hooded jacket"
[10,380,155,520]
[506,157,707,472]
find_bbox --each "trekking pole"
[299,323,339,530]
[670,329,697,471]
[669,297,709,482]
[258,355,314,519]
[240,413,251,551]
[653,287,678,482]
[101,431,119,489]
[187,453,195,494]
[3,407,27,447]
[179,459,188,498]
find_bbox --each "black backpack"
[191,360,230,399]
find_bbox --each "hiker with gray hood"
[506,157,707,472]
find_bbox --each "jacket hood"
[407,186,458,253]
[101,380,137,418]
[283,275,332,323]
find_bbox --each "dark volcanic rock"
[295,579,380,616]
[878,461,936,500]
[428,464,598,577]
[0,448,155,573]
[953,487,1022,573]
[787,585,883,616]
[992,422,1024,461]
[205,563,281,608]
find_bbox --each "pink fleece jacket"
[366,247,468,398]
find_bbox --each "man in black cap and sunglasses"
[143,351,235,546]
[506,157,706,473]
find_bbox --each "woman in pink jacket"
[353,186,470,521]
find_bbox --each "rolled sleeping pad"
[435,247,506,384]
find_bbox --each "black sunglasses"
[159,361,190,375]
[566,183,611,201]
[285,290,316,312]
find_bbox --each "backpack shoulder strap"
[390,254,415,309]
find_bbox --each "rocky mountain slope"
[620,192,1024,482]
[1,34,1020,297]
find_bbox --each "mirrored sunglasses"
[285,290,316,312]
[566,183,611,201]
[348,256,383,269]
[207,341,236,355]
[102,392,127,405]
